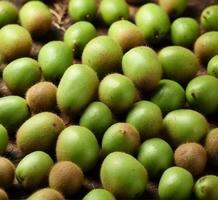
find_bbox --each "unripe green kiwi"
[16,112,65,155]
[83,189,116,200]
[0,125,8,155]
[49,161,84,197]
[0,157,15,189]
[26,82,57,113]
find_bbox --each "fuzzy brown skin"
[27,188,64,200]
[205,129,218,167]
[0,157,15,189]
[0,188,8,200]
[49,161,84,197]
[174,143,207,176]
[26,82,57,113]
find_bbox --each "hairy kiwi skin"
[0,188,8,200]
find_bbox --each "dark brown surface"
[1,0,218,199]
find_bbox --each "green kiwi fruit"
[207,55,218,78]
[0,188,8,200]
[174,143,207,176]
[26,82,57,113]
[0,125,8,155]
[205,128,218,166]
[27,188,65,200]
[16,112,65,155]
[0,157,15,189]
[49,161,84,197]
[83,189,116,200]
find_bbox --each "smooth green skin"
[108,20,144,52]
[207,55,218,78]
[138,138,173,178]
[83,189,116,200]
[126,100,163,140]
[57,64,99,115]
[158,0,187,17]
[98,73,136,114]
[163,109,208,146]
[158,166,194,200]
[102,123,140,155]
[135,3,170,44]
[201,5,218,31]
[0,25,32,61]
[38,41,73,81]
[158,46,199,84]
[68,0,96,22]
[194,175,218,200]
[0,125,8,155]
[122,46,162,92]
[56,125,99,171]
[150,79,186,114]
[0,96,30,130]
[3,58,41,95]
[100,152,148,199]
[16,112,65,155]
[99,0,129,26]
[171,17,200,47]
[79,101,113,141]
[82,36,123,78]
[16,151,54,190]
[64,21,96,57]
[19,1,52,37]
[194,31,218,64]
[0,1,18,28]
[27,188,64,200]
[186,75,218,116]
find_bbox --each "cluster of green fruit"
[0,0,218,199]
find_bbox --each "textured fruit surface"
[56,126,99,171]
[207,55,218,78]
[0,125,8,155]
[0,188,8,200]
[100,152,148,199]
[57,64,99,115]
[83,189,116,200]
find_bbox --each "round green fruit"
[19,1,52,37]
[16,112,65,155]
[64,21,97,57]
[38,41,73,81]
[158,46,199,84]
[0,24,32,61]
[56,125,99,171]
[122,46,162,92]
[82,36,123,78]
[79,101,113,141]
[194,175,218,200]
[171,17,200,47]
[0,125,8,155]
[3,57,41,95]
[16,151,54,190]
[68,0,96,22]
[163,109,208,146]
[57,64,99,115]
[135,3,170,44]
[98,73,136,114]
[186,75,218,116]
[100,152,148,199]
[158,166,194,200]
[126,100,163,140]
[207,55,218,78]
[83,189,116,200]
[99,0,129,26]
[138,138,173,178]
[0,1,18,28]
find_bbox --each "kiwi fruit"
[0,157,15,189]
[49,161,84,197]
[174,143,207,176]
[0,188,8,200]
[0,124,8,155]
[27,188,64,200]
[205,128,218,166]
[83,189,116,200]
[26,82,57,113]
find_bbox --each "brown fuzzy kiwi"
[0,188,8,200]
[49,161,84,197]
[26,81,57,113]
[27,188,64,200]
[205,128,218,166]
[174,143,207,176]
[0,157,15,189]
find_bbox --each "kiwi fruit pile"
[0,0,217,199]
